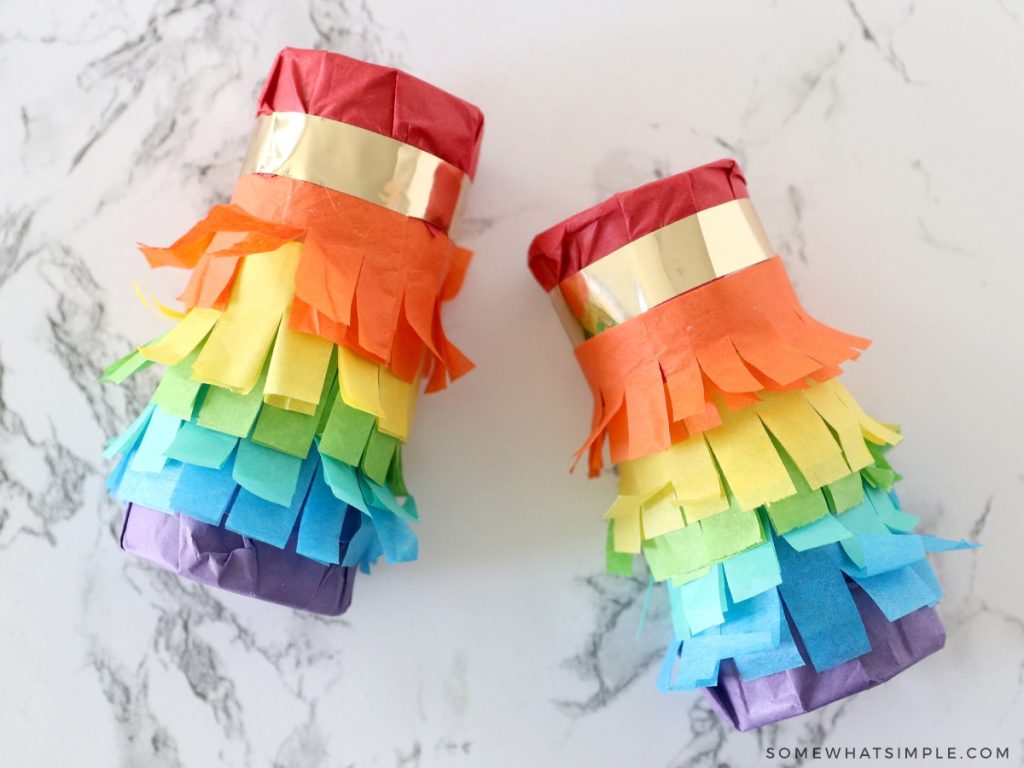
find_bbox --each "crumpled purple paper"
[120,503,356,616]
[703,582,946,730]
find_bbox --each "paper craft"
[529,159,972,728]
[121,503,356,615]
[705,581,947,730]
[102,48,483,613]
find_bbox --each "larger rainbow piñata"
[103,48,484,615]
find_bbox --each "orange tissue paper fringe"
[574,256,870,474]
[138,174,474,392]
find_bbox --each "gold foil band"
[551,198,774,346]
[241,111,471,233]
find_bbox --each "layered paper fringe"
[607,451,901,585]
[655,499,973,690]
[138,174,473,391]
[702,584,946,730]
[106,403,415,570]
[574,257,871,473]
[604,379,900,557]
[108,335,409,485]
[103,246,418,477]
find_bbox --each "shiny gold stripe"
[551,198,773,346]
[241,111,471,233]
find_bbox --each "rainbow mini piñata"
[103,48,484,614]
[528,159,971,729]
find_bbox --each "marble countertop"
[1,1,1022,765]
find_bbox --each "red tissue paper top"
[257,47,485,178]
[527,159,750,292]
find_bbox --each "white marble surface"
[1,1,1022,765]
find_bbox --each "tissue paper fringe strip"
[528,159,972,727]
[102,48,484,614]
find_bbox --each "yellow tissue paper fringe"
[136,244,418,441]
[604,379,900,553]
[131,281,187,320]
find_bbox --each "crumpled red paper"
[258,47,485,177]
[528,159,748,291]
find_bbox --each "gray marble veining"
[1,1,1021,765]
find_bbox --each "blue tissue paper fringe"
[658,488,975,691]
[106,407,417,573]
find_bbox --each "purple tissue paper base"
[703,582,946,730]
[120,503,356,616]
